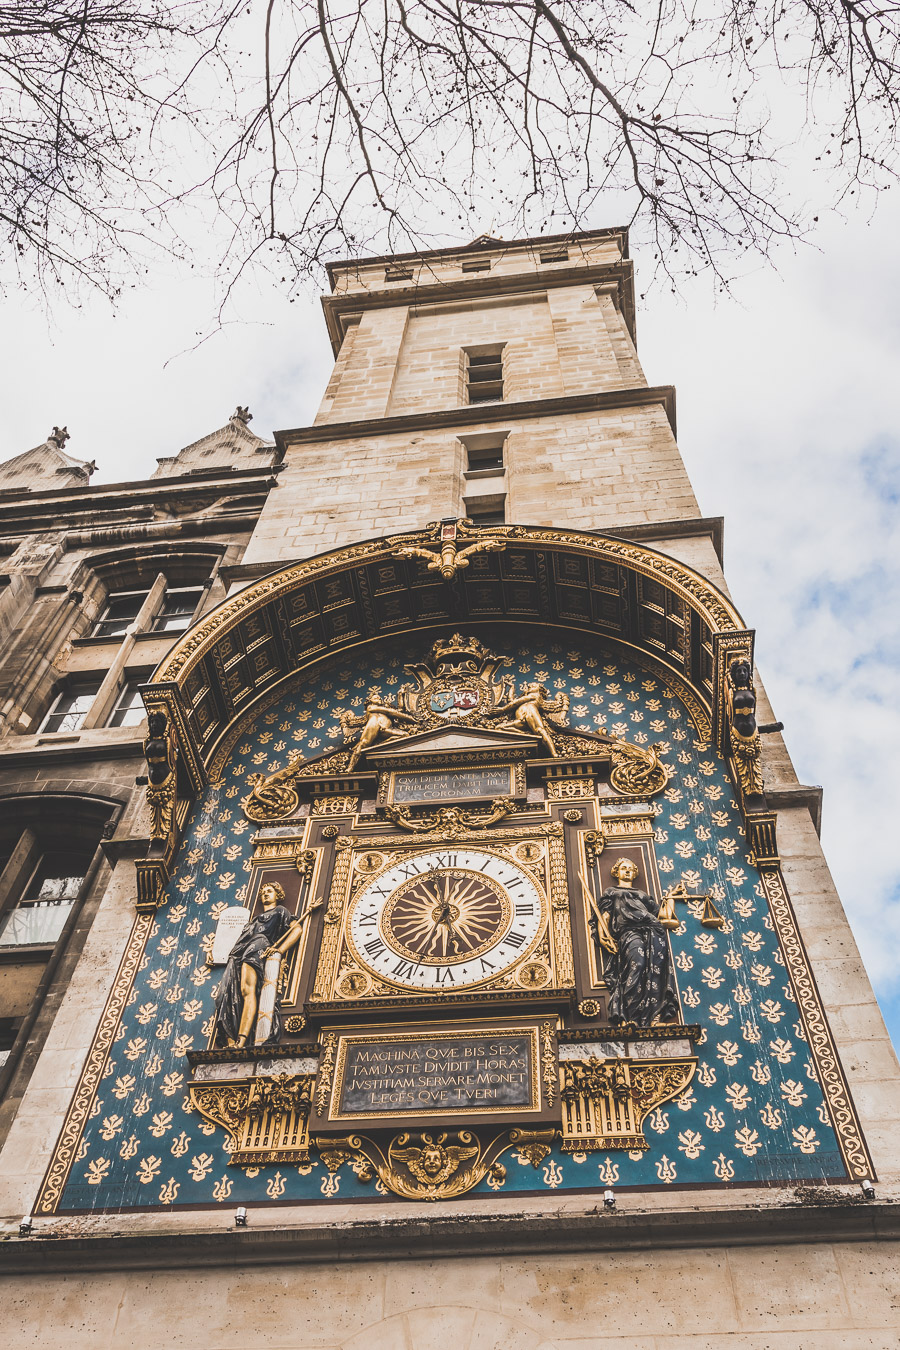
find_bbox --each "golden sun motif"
[384,869,510,964]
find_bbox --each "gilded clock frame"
[310,823,575,1005]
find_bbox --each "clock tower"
[3,229,899,1344]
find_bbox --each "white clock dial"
[347,848,545,991]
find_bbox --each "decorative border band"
[35,912,155,1214]
[759,869,875,1181]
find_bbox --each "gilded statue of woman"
[214,882,305,1048]
[590,858,679,1028]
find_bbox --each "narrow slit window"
[384,267,413,283]
[540,247,569,264]
[467,501,506,527]
[466,440,505,473]
[466,349,504,404]
[461,258,492,273]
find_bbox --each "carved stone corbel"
[135,706,179,911]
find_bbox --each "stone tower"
[2,230,898,1346]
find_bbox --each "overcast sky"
[3,199,899,1052]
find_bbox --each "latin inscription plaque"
[391,766,513,804]
[314,1023,555,1128]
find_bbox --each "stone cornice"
[275,384,676,453]
[0,465,279,526]
[2,1199,895,1274]
[325,224,630,280]
[321,258,636,351]
[766,784,824,836]
[599,516,725,568]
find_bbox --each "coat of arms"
[241,632,668,819]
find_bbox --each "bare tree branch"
[1,0,898,306]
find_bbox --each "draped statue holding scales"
[584,858,679,1028]
[214,882,320,1048]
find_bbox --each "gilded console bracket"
[559,1057,696,1153]
[312,1126,551,1200]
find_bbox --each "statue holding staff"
[214,882,319,1048]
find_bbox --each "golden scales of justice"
[578,871,724,952]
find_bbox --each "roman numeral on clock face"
[392,958,422,981]
[504,930,527,949]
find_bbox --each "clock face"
[348,848,545,991]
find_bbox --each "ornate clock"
[346,849,546,991]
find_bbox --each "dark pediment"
[365,725,542,763]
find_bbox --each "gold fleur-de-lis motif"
[170,1131,190,1158]
[677,1130,704,1160]
[734,1127,761,1157]
[704,1107,725,1132]
[724,1082,750,1111]
[655,1155,677,1183]
[541,1160,564,1189]
[780,1079,807,1106]
[266,1171,287,1199]
[159,1178,179,1205]
[716,1041,741,1066]
[759,1102,783,1130]
[119,1134,140,1159]
[792,1126,820,1154]
[189,1153,214,1181]
[212,1175,233,1201]
[713,1153,735,1181]
[750,1059,772,1084]
[597,1157,619,1186]
[137,1155,162,1184]
[85,1157,111,1185]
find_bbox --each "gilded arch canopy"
[146,523,751,782]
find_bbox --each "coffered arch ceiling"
[148,524,751,782]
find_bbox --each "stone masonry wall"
[243,403,697,567]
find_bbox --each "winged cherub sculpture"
[391,1133,479,1187]
[487,682,570,757]
[339,698,420,771]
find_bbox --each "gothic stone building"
[1,230,898,1347]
